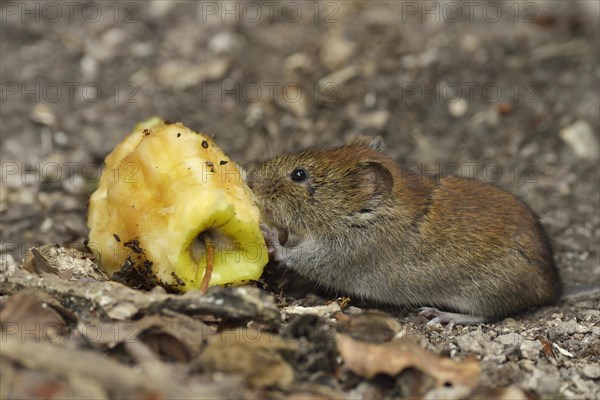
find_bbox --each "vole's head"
[246,137,395,236]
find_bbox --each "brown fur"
[247,138,562,321]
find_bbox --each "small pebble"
[30,104,56,126]
[40,218,53,233]
[559,121,599,160]
[581,363,600,380]
[496,333,525,346]
[525,366,561,394]
[448,98,468,117]
[208,31,239,54]
[156,59,231,90]
[54,131,69,146]
[320,28,355,70]
[461,34,481,52]
[364,92,377,108]
[455,331,488,353]
[355,110,389,130]
[520,340,542,360]
[318,65,359,92]
[0,254,17,277]
[80,55,98,80]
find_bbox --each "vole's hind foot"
[260,223,285,262]
[419,307,486,330]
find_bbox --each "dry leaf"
[0,291,68,342]
[198,343,294,389]
[4,368,107,400]
[337,310,402,343]
[79,313,211,361]
[536,335,556,360]
[552,342,574,358]
[22,244,108,281]
[337,334,480,389]
[195,328,297,389]
[138,313,211,361]
[78,320,142,348]
[282,302,341,319]
[22,248,58,275]
[7,370,72,399]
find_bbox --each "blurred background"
[1,0,598,288]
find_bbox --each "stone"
[520,340,542,360]
[559,121,599,160]
[496,333,525,346]
[581,363,600,380]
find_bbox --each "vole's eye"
[290,168,309,182]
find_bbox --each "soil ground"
[1,1,599,398]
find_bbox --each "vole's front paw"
[260,223,285,262]
[419,307,486,330]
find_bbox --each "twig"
[200,235,215,294]
[1,335,237,399]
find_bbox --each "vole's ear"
[347,135,385,152]
[360,161,393,197]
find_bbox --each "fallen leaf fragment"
[0,291,69,342]
[5,369,105,400]
[552,342,574,358]
[536,335,556,360]
[195,328,296,389]
[78,314,210,361]
[22,248,57,275]
[136,313,211,361]
[337,310,402,343]
[22,244,108,281]
[337,334,480,389]
[282,302,341,319]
